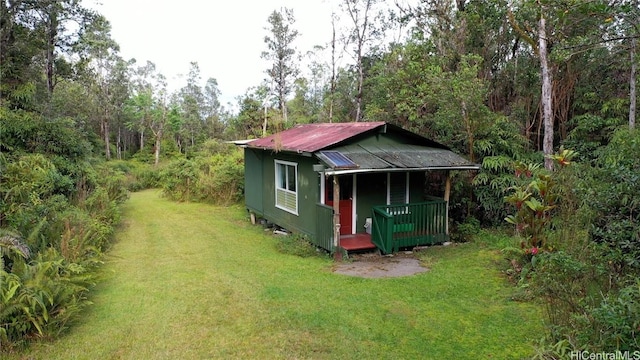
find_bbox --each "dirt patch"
[332,251,428,278]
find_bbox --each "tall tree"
[618,1,639,129]
[75,15,126,160]
[341,0,381,122]
[33,0,96,97]
[508,1,555,169]
[300,45,333,123]
[631,35,637,129]
[507,1,633,168]
[203,77,223,137]
[127,64,170,165]
[538,5,553,170]
[397,0,469,68]
[1,0,39,111]
[329,12,339,123]
[128,60,159,151]
[150,73,168,165]
[177,62,205,150]
[289,77,313,123]
[262,8,300,124]
[0,0,95,105]
[230,90,267,139]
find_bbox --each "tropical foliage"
[1,0,639,353]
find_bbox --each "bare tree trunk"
[117,126,122,160]
[0,2,15,71]
[630,36,637,130]
[355,52,364,122]
[154,133,161,166]
[46,9,57,95]
[263,104,268,136]
[153,110,164,166]
[123,130,128,160]
[344,0,373,123]
[539,13,554,170]
[329,14,337,123]
[282,100,288,124]
[461,101,475,163]
[103,117,111,160]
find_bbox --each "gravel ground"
[332,251,428,278]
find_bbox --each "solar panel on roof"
[318,151,359,169]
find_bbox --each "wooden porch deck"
[340,233,377,251]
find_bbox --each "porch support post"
[332,175,342,260]
[444,171,451,235]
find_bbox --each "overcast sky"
[85,0,339,107]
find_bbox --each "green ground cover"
[9,189,543,359]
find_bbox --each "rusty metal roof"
[320,143,480,174]
[246,122,386,153]
[244,121,480,173]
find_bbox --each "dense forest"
[1,0,639,355]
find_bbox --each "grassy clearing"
[9,190,543,359]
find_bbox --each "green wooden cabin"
[240,122,479,254]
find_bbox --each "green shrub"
[93,164,129,206]
[581,129,640,274]
[196,150,244,205]
[513,131,640,354]
[563,114,624,164]
[130,163,163,191]
[580,281,640,351]
[451,216,480,242]
[159,147,244,204]
[472,155,518,225]
[106,160,163,191]
[160,158,199,201]
[274,233,322,258]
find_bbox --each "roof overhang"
[322,166,480,176]
[315,143,480,175]
[229,139,254,148]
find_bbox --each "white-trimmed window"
[275,160,298,214]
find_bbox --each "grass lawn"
[10,189,543,359]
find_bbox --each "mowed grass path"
[13,190,543,359]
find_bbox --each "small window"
[275,160,298,214]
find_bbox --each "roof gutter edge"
[322,165,481,176]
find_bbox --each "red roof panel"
[246,122,386,153]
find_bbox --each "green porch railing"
[315,203,335,252]
[371,200,448,254]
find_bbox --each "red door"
[325,175,353,235]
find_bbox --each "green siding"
[355,173,387,233]
[244,149,264,215]
[409,172,426,202]
[256,152,321,240]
